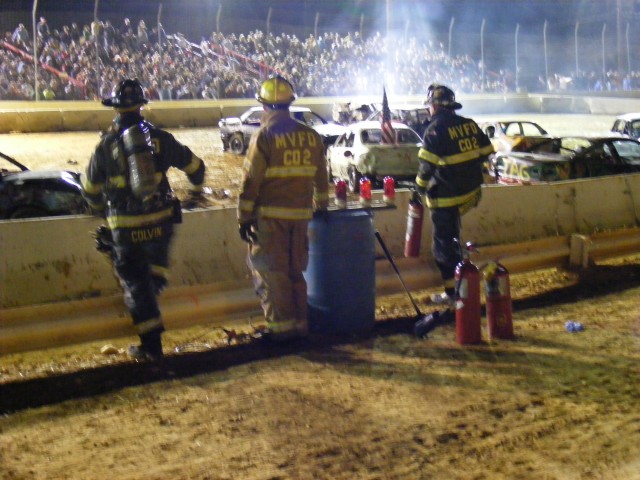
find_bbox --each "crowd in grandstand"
[1,17,639,101]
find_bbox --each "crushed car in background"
[479,119,553,183]
[480,119,551,154]
[488,136,640,184]
[327,120,422,192]
[1,151,89,219]
[332,102,377,125]
[366,104,431,139]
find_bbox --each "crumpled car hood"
[4,169,82,186]
[502,151,572,164]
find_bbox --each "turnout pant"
[111,224,173,340]
[247,218,309,334]
[430,206,462,295]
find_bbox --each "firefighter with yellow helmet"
[238,75,329,341]
[82,78,206,361]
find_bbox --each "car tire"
[229,133,246,155]
[10,206,48,219]
[348,167,361,194]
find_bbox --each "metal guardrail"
[1,228,638,356]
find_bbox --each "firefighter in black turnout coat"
[82,79,205,361]
[415,84,494,305]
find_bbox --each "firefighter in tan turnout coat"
[238,75,329,341]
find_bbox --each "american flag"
[380,87,396,144]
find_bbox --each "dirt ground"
[1,116,640,480]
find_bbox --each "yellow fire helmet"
[256,75,296,106]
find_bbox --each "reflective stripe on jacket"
[415,109,493,210]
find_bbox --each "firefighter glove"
[182,190,206,210]
[239,221,258,243]
[415,185,427,196]
[93,225,114,255]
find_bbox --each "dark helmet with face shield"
[256,75,296,108]
[102,78,148,109]
[424,83,462,110]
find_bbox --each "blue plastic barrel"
[304,209,376,334]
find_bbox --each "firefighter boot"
[263,319,308,343]
[128,331,164,362]
[430,288,456,307]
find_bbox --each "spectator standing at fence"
[201,82,218,99]
[41,81,56,100]
[103,21,116,51]
[37,17,50,41]
[137,20,149,47]
[11,24,30,49]
[237,75,328,341]
[120,18,135,48]
[91,19,103,43]
[415,84,493,305]
[159,80,173,100]
[70,22,82,43]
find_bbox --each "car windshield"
[292,111,326,126]
[360,128,421,145]
[239,109,323,127]
[240,110,263,124]
[613,140,640,165]
[369,108,430,125]
[501,122,547,136]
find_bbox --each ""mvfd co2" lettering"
[458,136,479,153]
[283,149,312,165]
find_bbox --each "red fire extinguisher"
[404,189,424,257]
[482,260,514,340]
[455,241,482,345]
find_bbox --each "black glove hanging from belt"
[93,225,114,255]
[238,220,258,243]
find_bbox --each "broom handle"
[374,230,422,317]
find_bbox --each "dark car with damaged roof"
[1,151,89,219]
[488,136,640,185]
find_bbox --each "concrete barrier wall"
[2,93,640,133]
[2,175,640,308]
